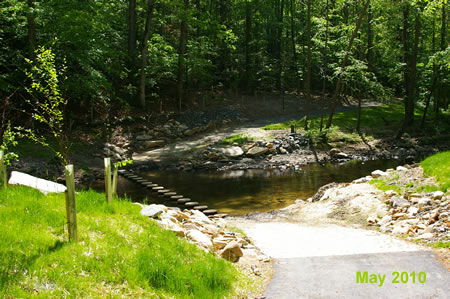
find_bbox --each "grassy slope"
[0,187,241,298]
[421,151,450,192]
[262,103,450,148]
[369,151,450,194]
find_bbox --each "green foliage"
[114,158,133,168]
[0,122,18,165]
[421,151,450,192]
[0,186,240,297]
[17,45,69,165]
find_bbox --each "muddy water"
[96,159,400,216]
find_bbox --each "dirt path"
[132,101,380,164]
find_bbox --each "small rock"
[392,197,411,208]
[392,212,408,220]
[415,233,434,240]
[371,170,387,178]
[392,224,409,234]
[407,206,419,216]
[329,148,341,157]
[378,215,392,226]
[383,190,397,198]
[439,212,448,220]
[396,166,408,171]
[213,238,229,250]
[367,216,378,226]
[432,191,444,200]
[220,241,243,262]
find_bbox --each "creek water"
[91,159,401,216]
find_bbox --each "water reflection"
[138,159,400,216]
[90,159,400,216]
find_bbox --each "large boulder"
[220,146,244,158]
[8,171,66,194]
[140,204,167,218]
[246,146,268,157]
[187,229,213,248]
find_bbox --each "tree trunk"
[177,0,189,111]
[128,0,137,65]
[127,0,137,104]
[367,0,373,71]
[356,88,362,132]
[421,13,436,128]
[421,75,437,128]
[319,0,329,132]
[325,0,370,129]
[139,0,155,108]
[440,0,446,51]
[439,0,447,112]
[402,2,410,102]
[27,0,36,60]
[404,10,419,126]
[304,0,312,130]
[276,0,285,91]
[290,0,299,89]
[244,0,252,92]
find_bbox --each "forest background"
[0,0,448,136]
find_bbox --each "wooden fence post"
[104,158,112,203]
[112,164,118,197]
[0,151,6,188]
[65,165,78,242]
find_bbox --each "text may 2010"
[356,271,426,287]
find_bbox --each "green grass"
[369,178,402,195]
[262,103,450,148]
[421,151,450,192]
[430,241,450,249]
[220,133,255,145]
[0,186,241,298]
[263,104,420,131]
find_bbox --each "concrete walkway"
[237,222,450,298]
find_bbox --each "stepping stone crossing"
[118,170,219,217]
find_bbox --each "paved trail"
[235,221,450,298]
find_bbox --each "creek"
[90,159,401,216]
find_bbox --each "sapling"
[17,45,70,166]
